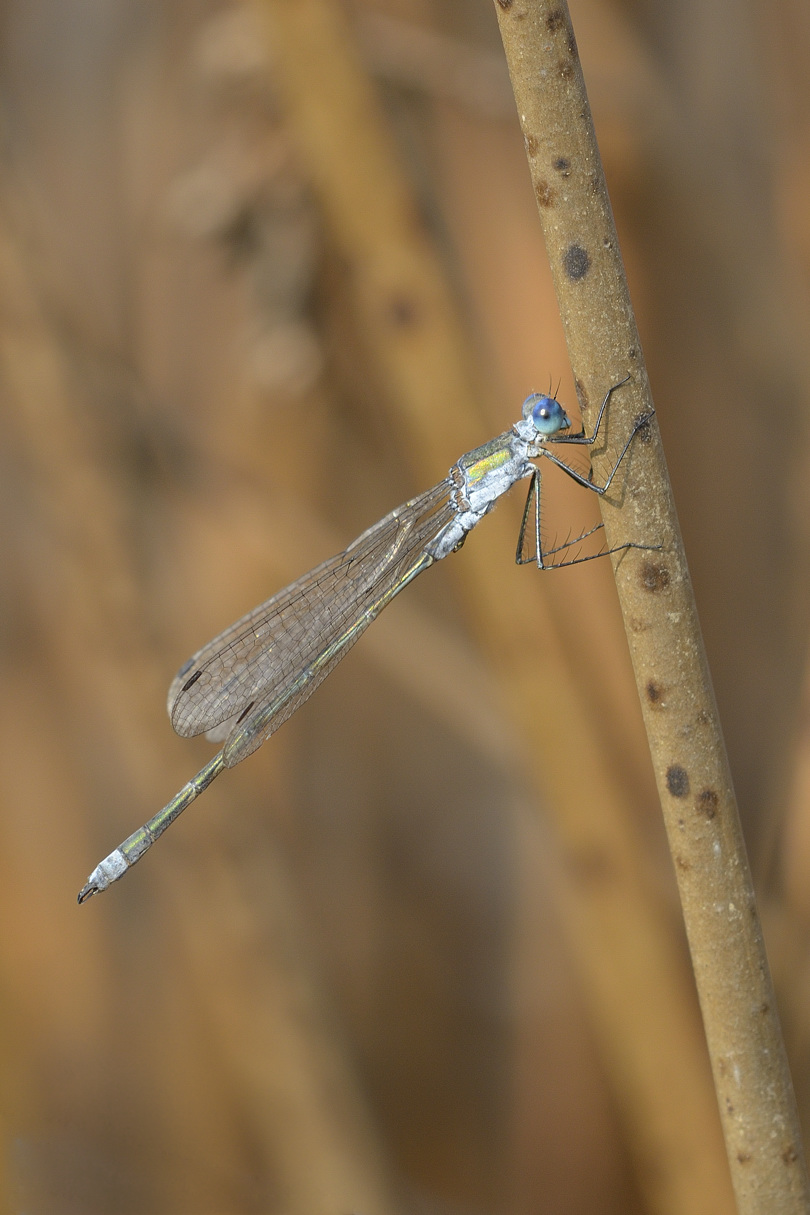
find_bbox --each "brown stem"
[493,1,809,1210]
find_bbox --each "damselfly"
[78,377,653,902]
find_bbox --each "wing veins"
[168,482,454,739]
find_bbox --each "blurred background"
[1,0,810,1212]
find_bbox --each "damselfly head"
[522,393,571,437]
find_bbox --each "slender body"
[79,380,651,901]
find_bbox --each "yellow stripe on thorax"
[462,441,512,487]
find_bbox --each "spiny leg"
[542,406,654,497]
[517,380,657,567]
[547,374,632,447]
[515,468,651,570]
[516,468,541,566]
[533,530,652,570]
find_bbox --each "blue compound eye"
[522,394,569,437]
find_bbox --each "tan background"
[1,0,810,1211]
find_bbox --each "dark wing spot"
[236,700,255,725]
[182,669,203,693]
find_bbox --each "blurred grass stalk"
[255,0,743,1211]
[492,1,809,1212]
[0,192,403,1215]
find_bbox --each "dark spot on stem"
[646,679,666,705]
[574,378,589,410]
[562,244,590,280]
[546,10,565,31]
[696,788,719,819]
[535,179,555,207]
[666,765,690,798]
[640,559,670,592]
[553,156,571,176]
[737,1152,752,1165]
[635,413,653,442]
[782,1143,799,1165]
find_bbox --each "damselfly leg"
[517,379,655,569]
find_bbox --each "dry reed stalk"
[256,0,738,1210]
[0,194,402,1215]
[492,1,810,1211]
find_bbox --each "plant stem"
[492,1,809,1210]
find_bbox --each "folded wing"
[167,481,455,766]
